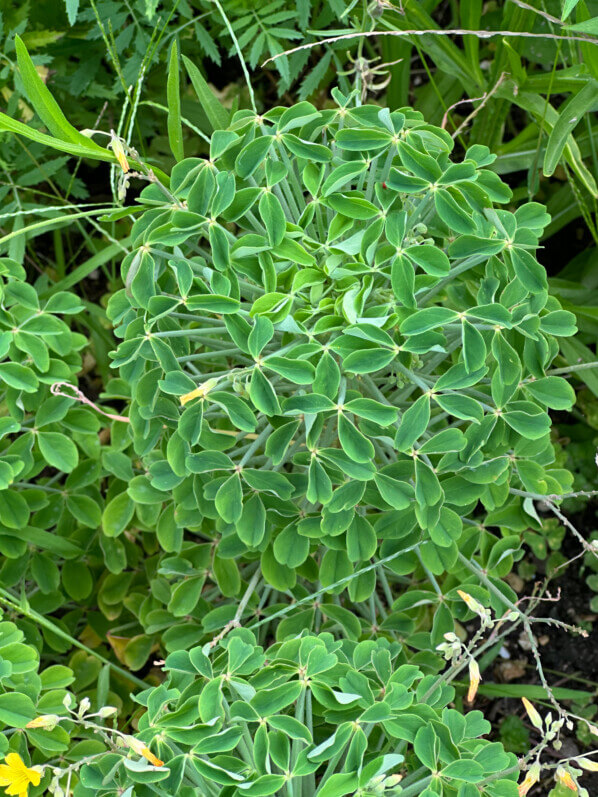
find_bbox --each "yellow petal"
[0,765,14,786]
[3,755,24,770]
[26,770,41,787]
[111,139,130,173]
[4,777,30,796]
[25,714,59,730]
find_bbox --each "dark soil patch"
[481,505,598,792]
[535,566,598,680]
[533,504,598,678]
[539,216,595,277]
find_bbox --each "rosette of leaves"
[74,630,518,796]
[104,91,576,628]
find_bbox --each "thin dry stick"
[507,0,563,25]
[50,381,260,439]
[51,382,130,423]
[542,499,598,561]
[262,28,598,65]
[208,569,262,649]
[442,73,509,137]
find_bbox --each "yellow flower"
[556,766,577,792]
[457,590,485,615]
[467,658,481,703]
[0,753,41,796]
[180,378,219,406]
[518,764,540,796]
[25,715,60,731]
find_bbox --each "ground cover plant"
[0,2,598,796]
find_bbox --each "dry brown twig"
[441,73,509,137]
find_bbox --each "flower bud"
[78,697,91,717]
[98,706,118,718]
[577,757,598,771]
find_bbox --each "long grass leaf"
[182,55,229,131]
[15,35,106,152]
[0,111,114,161]
[167,40,185,162]
[544,80,598,176]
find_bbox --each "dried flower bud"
[124,735,164,767]
[522,697,543,730]
[457,590,490,624]
[110,134,130,173]
[467,659,481,703]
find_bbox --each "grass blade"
[0,111,114,161]
[182,55,229,132]
[544,80,598,176]
[167,40,185,162]
[15,35,106,153]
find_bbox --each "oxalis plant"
[0,36,595,797]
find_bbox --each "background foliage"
[0,0,598,795]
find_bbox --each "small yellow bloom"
[25,714,60,731]
[180,378,219,406]
[124,736,164,767]
[457,590,483,613]
[577,756,598,771]
[556,766,577,792]
[521,697,543,730]
[0,753,42,796]
[467,658,480,703]
[518,764,540,796]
